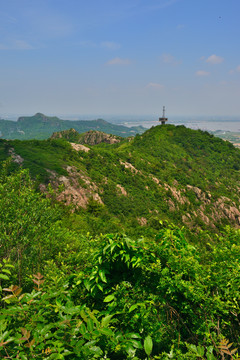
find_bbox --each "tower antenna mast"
[159,106,168,125]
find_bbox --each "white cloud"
[206,54,224,64]
[0,40,34,50]
[100,41,120,50]
[229,65,240,74]
[14,40,33,50]
[106,57,131,65]
[79,40,120,50]
[79,40,96,47]
[160,53,181,65]
[196,70,210,77]
[146,82,164,89]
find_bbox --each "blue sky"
[0,0,239,117]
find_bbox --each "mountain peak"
[35,112,46,117]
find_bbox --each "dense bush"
[1,165,240,359]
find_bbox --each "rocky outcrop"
[8,148,24,165]
[120,160,139,174]
[116,184,127,196]
[79,130,121,145]
[70,143,90,152]
[42,166,103,209]
[51,129,121,145]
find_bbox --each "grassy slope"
[1,124,240,237]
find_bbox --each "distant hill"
[0,112,145,140]
[51,128,124,145]
[2,124,240,237]
[211,129,240,148]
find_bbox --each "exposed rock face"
[151,176,160,185]
[51,128,78,140]
[70,143,90,152]
[186,185,211,203]
[44,166,103,209]
[51,129,121,145]
[79,130,121,145]
[116,184,127,196]
[8,148,24,165]
[212,197,240,224]
[120,161,139,174]
[164,183,189,205]
[168,199,176,212]
[180,188,240,228]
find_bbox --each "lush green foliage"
[0,163,89,289]
[1,167,240,359]
[1,222,240,358]
[1,125,240,358]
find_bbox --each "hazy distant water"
[121,119,240,132]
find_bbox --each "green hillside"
[1,124,240,237]
[0,112,145,140]
[1,124,240,358]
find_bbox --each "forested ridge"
[0,113,144,140]
[1,124,240,359]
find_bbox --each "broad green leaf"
[131,339,142,349]
[87,318,94,333]
[79,323,87,337]
[97,283,103,291]
[101,314,113,327]
[103,294,115,302]
[144,335,153,356]
[1,269,11,275]
[207,353,217,360]
[0,274,9,280]
[99,328,114,337]
[89,346,103,356]
[126,333,141,339]
[197,346,205,357]
[99,270,107,283]
[83,279,91,291]
[80,310,88,323]
[129,304,138,312]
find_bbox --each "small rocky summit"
[51,129,122,145]
[79,130,121,145]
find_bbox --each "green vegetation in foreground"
[1,165,240,359]
[0,112,145,140]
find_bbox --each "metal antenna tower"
[159,106,168,125]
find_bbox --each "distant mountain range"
[0,112,145,140]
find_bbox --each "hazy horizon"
[0,111,240,126]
